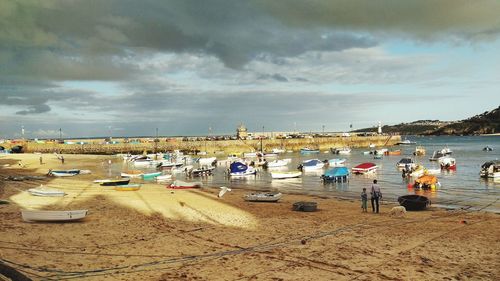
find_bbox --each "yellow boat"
[114,184,141,191]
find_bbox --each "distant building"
[378,121,382,134]
[237,124,248,139]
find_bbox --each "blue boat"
[322,167,349,182]
[300,148,320,154]
[229,162,256,176]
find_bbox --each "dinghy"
[141,171,162,180]
[156,174,173,181]
[331,147,351,155]
[28,186,66,197]
[265,159,291,168]
[352,163,378,174]
[95,178,130,186]
[48,169,80,177]
[169,180,202,189]
[398,195,430,211]
[271,171,302,179]
[120,170,144,178]
[114,184,141,191]
[244,192,282,202]
[21,209,88,222]
[300,148,320,154]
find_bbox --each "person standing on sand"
[361,188,368,213]
[39,156,43,165]
[370,179,382,213]
[61,155,65,164]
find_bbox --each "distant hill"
[354,106,500,135]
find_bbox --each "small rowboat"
[21,209,88,222]
[398,195,430,211]
[244,192,282,202]
[48,169,80,177]
[169,180,202,189]
[300,148,320,154]
[114,184,141,191]
[265,159,291,168]
[156,174,173,181]
[28,186,66,197]
[271,171,302,179]
[300,159,324,171]
[141,171,162,180]
[95,178,130,186]
[439,156,456,170]
[352,163,378,174]
[120,170,144,178]
[190,166,215,176]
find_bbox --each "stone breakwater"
[17,135,400,155]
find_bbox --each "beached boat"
[120,170,144,178]
[414,175,439,190]
[300,148,320,154]
[396,157,416,169]
[322,167,349,182]
[229,162,257,176]
[155,174,173,181]
[398,195,430,211]
[265,159,291,168]
[21,209,88,222]
[413,146,426,156]
[114,184,141,191]
[299,159,325,171]
[439,156,456,170]
[244,192,282,202]
[480,161,500,178]
[328,158,346,166]
[352,163,378,174]
[331,147,351,155]
[48,169,80,177]
[96,178,130,186]
[271,171,302,179]
[141,171,162,180]
[28,186,66,197]
[169,180,202,189]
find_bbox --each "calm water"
[115,136,500,212]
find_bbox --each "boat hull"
[22,210,88,222]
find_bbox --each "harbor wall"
[16,135,401,155]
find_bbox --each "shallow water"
[113,136,500,212]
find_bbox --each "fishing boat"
[114,184,141,191]
[429,150,445,161]
[141,171,162,180]
[190,166,215,177]
[133,159,161,168]
[352,163,378,174]
[243,192,282,202]
[398,195,430,211]
[270,171,302,179]
[155,174,173,181]
[120,170,144,178]
[328,158,346,166]
[396,157,416,169]
[229,162,257,176]
[198,157,217,166]
[440,147,452,155]
[384,150,401,156]
[169,180,202,189]
[21,209,88,222]
[96,178,130,186]
[322,167,349,182]
[439,156,456,170]
[299,159,325,171]
[413,146,426,156]
[331,147,351,155]
[47,169,80,177]
[483,146,493,151]
[397,139,416,145]
[28,186,66,197]
[300,148,320,154]
[413,175,439,190]
[480,161,500,178]
[264,159,291,168]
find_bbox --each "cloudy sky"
[1,0,500,138]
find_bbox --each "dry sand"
[0,154,499,280]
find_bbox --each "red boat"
[439,157,456,170]
[352,162,378,174]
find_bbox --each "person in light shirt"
[370,179,382,213]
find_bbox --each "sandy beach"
[1,154,499,280]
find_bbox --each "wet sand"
[1,154,499,280]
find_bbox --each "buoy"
[407,183,413,189]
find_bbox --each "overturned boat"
[398,195,430,211]
[22,209,88,222]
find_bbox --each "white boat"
[28,186,66,197]
[375,148,388,155]
[424,168,441,175]
[328,158,346,166]
[243,152,258,158]
[120,170,144,178]
[271,171,302,179]
[440,147,453,155]
[331,147,351,154]
[480,161,500,178]
[409,165,425,177]
[369,143,376,148]
[133,159,161,168]
[265,159,291,168]
[169,180,203,189]
[156,174,173,181]
[171,165,194,174]
[271,148,285,154]
[229,162,257,176]
[300,159,325,171]
[198,157,217,166]
[263,153,278,158]
[21,210,88,222]
[48,169,80,177]
[160,160,184,168]
[397,158,416,169]
[439,156,456,170]
[244,192,282,202]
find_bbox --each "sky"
[1,0,500,139]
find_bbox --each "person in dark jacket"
[370,179,382,213]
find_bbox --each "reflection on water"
[109,136,500,212]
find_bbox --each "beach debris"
[4,175,46,181]
[292,201,318,212]
[218,186,232,198]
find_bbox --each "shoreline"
[1,154,499,280]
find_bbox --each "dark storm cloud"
[16,104,51,115]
